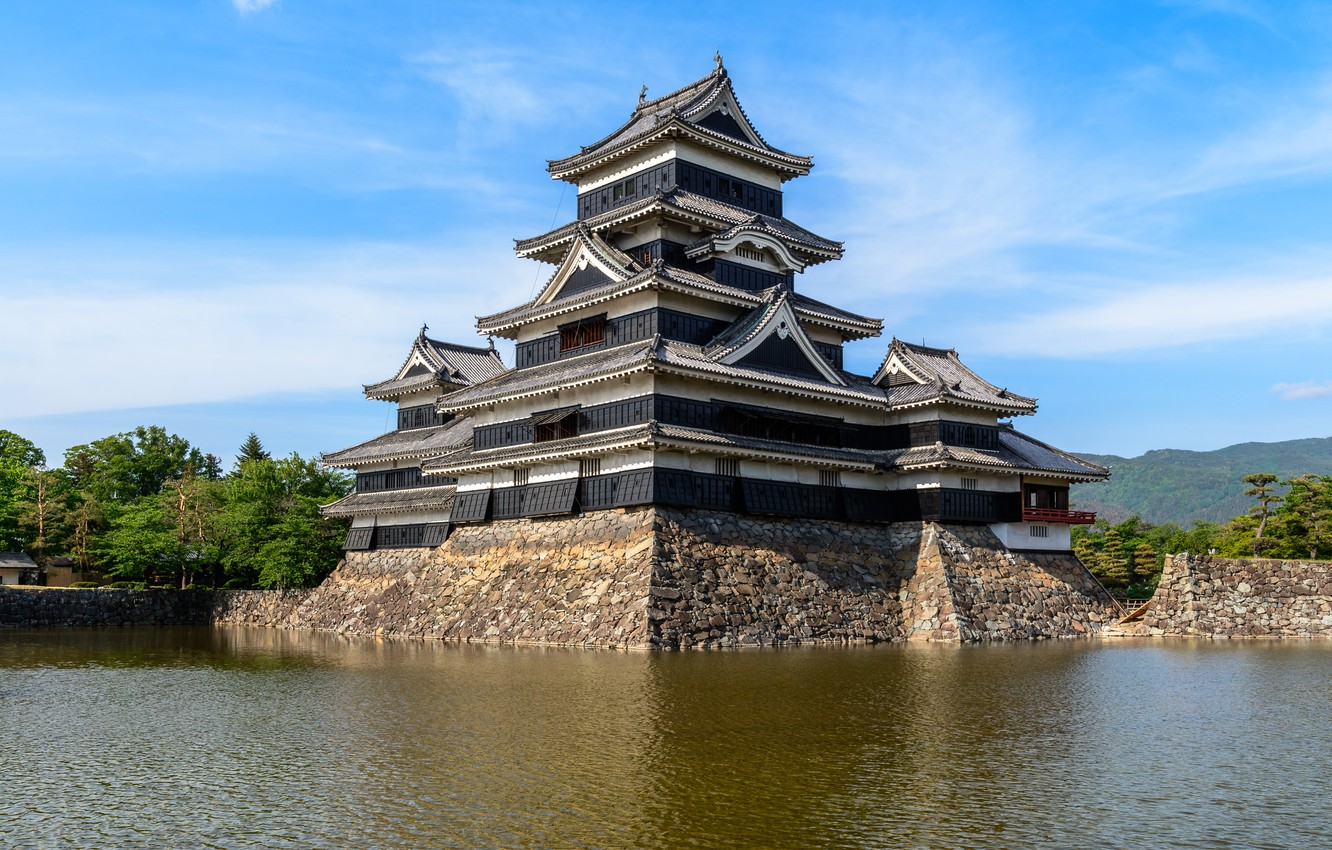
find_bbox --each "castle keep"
[316,60,1115,646]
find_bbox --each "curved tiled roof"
[476,262,879,339]
[876,339,1038,415]
[515,189,841,264]
[547,64,812,180]
[321,416,475,467]
[364,331,508,401]
[321,485,457,517]
[880,428,1107,481]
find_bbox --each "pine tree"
[234,433,271,472]
[1131,541,1159,585]
[1242,473,1282,557]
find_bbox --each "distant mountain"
[1069,437,1332,527]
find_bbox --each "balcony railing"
[1023,507,1096,524]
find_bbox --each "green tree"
[1241,473,1282,557]
[100,496,187,585]
[64,426,205,508]
[0,429,46,550]
[234,433,271,472]
[214,453,351,589]
[16,466,66,562]
[1278,474,1331,560]
[1131,541,1159,585]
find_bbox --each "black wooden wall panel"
[736,335,823,376]
[343,527,373,550]
[397,404,451,431]
[451,491,491,524]
[713,260,793,293]
[842,489,896,523]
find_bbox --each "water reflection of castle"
[322,58,1107,556]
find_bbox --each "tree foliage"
[0,427,350,589]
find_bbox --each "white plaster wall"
[990,522,1072,551]
[576,140,784,192]
[373,509,452,526]
[889,406,1001,427]
[397,390,440,408]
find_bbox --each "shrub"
[69,581,100,588]
[102,581,137,589]
[223,578,251,590]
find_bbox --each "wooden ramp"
[1119,599,1151,623]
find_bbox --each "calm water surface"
[2,628,1329,849]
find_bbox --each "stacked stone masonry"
[1140,553,1332,638]
[210,507,1117,648]
[0,587,213,628]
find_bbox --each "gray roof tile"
[321,485,457,517]
[321,416,475,467]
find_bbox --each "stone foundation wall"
[0,586,213,628]
[1140,553,1332,637]
[212,508,657,647]
[210,508,1116,647]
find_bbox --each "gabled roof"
[514,189,841,265]
[704,287,846,386]
[873,338,1038,415]
[879,426,1108,482]
[547,60,813,182]
[321,416,475,468]
[0,551,37,570]
[321,484,458,517]
[476,259,880,340]
[438,335,888,415]
[363,328,508,401]
[421,421,881,476]
[527,225,641,308]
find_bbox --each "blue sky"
[4,0,1332,465]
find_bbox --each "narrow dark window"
[624,178,636,197]
[535,414,577,443]
[613,183,624,201]
[559,316,606,352]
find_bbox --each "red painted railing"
[1023,507,1097,524]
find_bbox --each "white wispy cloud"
[1271,380,1332,400]
[961,271,1332,357]
[233,0,277,14]
[0,239,531,418]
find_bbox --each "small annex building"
[0,551,41,586]
[316,59,1113,647]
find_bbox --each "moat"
[4,627,1330,849]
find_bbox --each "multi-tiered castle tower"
[317,60,1111,645]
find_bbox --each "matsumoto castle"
[322,58,1108,557]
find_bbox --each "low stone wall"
[210,507,1116,648]
[1140,553,1332,637]
[0,586,213,628]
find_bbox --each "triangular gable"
[709,291,845,386]
[872,345,931,387]
[532,228,638,307]
[683,81,763,148]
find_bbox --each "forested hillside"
[1071,437,1332,525]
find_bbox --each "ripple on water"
[2,630,1331,849]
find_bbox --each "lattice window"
[1029,525,1049,539]
[559,316,606,352]
[961,477,978,491]
[819,470,841,488]
[715,457,740,477]
[512,468,529,487]
[579,457,601,478]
